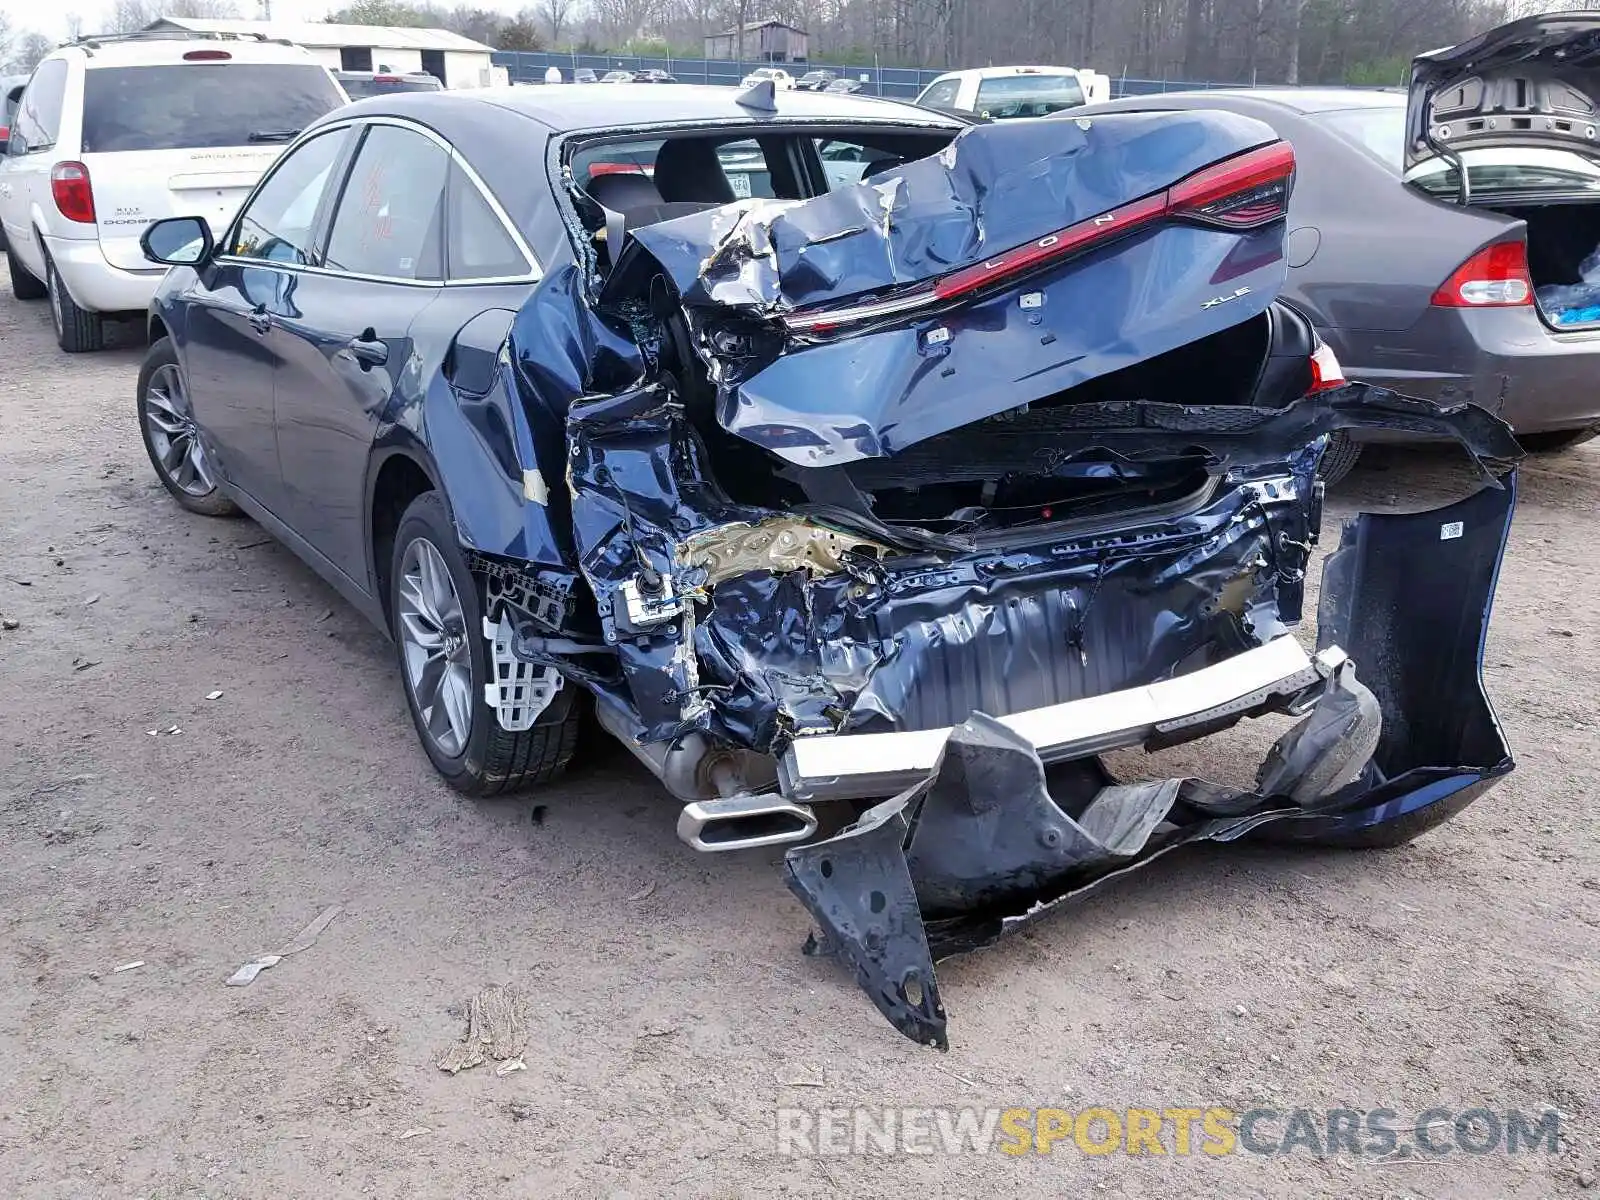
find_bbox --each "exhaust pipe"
[677,793,819,852]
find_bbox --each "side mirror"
[141,216,213,266]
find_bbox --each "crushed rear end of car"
[464,112,1522,1046]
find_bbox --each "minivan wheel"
[47,258,104,352]
[7,246,46,301]
[390,491,581,797]
[137,337,239,517]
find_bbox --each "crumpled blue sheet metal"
[624,110,1284,312]
[611,110,1296,464]
[784,476,1518,1048]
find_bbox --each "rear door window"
[324,124,448,281]
[80,64,345,153]
[446,164,532,280]
[973,74,1086,119]
[229,128,348,264]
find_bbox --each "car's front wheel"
[390,491,581,796]
[46,258,104,353]
[136,337,239,517]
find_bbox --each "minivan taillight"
[1431,240,1532,307]
[51,162,95,224]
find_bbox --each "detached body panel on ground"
[136,84,1522,1047]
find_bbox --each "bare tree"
[1283,0,1307,83]
[533,0,577,45]
[109,0,158,33]
[166,0,244,15]
[6,31,54,72]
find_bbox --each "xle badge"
[1202,287,1252,309]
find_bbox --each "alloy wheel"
[143,364,217,496]
[397,537,474,757]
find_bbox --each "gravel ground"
[1,291,1597,1199]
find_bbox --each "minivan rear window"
[80,64,345,153]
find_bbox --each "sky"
[1,0,532,43]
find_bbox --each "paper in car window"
[728,173,752,199]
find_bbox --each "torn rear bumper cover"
[784,478,1517,1048]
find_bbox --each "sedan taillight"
[51,161,96,224]
[1308,340,1345,392]
[1431,240,1532,308]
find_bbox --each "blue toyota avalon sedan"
[134,82,1523,1048]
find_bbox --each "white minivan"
[0,32,347,352]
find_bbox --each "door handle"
[247,306,270,334]
[347,329,388,369]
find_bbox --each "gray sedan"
[1074,15,1600,478]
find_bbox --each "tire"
[390,491,581,797]
[136,337,240,517]
[7,246,46,301]
[1316,431,1363,486]
[1517,426,1598,454]
[46,257,104,353]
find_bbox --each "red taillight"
[183,49,232,60]
[932,193,1169,303]
[51,162,95,224]
[1169,140,1296,228]
[374,74,402,82]
[1430,240,1533,307]
[784,140,1294,336]
[1309,341,1345,392]
[0,126,9,141]
[589,162,649,177]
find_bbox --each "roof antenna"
[736,78,777,112]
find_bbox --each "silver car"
[1074,13,1600,479]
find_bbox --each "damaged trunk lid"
[609,111,1298,465]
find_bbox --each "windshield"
[1314,107,1404,173]
[973,73,1085,118]
[1407,146,1600,198]
[81,64,344,153]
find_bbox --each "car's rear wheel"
[7,246,46,301]
[390,491,581,796]
[47,258,104,353]
[137,337,240,517]
[1317,431,1363,486]
[1517,426,1598,454]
